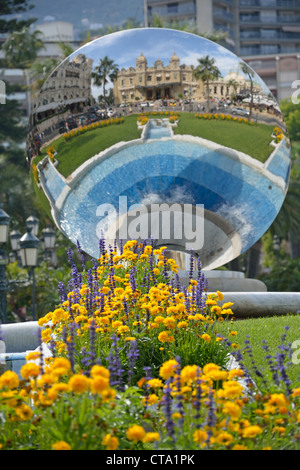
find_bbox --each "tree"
[0,0,36,34]
[239,62,255,121]
[193,55,221,112]
[91,56,119,111]
[227,78,238,101]
[2,28,44,69]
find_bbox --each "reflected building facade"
[113,52,262,104]
[31,53,94,129]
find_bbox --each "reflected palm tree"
[193,55,221,112]
[91,56,119,113]
[239,62,255,121]
[227,78,238,102]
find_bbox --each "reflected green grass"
[39,115,142,177]
[174,113,274,163]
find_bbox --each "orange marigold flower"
[68,374,90,394]
[52,441,72,450]
[0,370,20,389]
[126,425,146,443]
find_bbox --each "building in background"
[145,0,300,101]
[32,21,78,57]
[146,0,238,51]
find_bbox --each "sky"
[61,27,271,97]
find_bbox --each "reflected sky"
[65,28,270,96]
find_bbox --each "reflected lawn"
[40,115,142,177]
[174,113,274,163]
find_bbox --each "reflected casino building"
[113,52,263,104]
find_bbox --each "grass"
[173,113,275,163]
[215,314,300,388]
[36,115,142,178]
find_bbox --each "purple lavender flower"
[126,340,139,385]
[107,334,124,391]
[162,378,176,445]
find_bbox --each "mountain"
[25,0,144,34]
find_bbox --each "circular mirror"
[28,28,291,269]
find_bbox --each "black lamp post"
[25,215,39,237]
[273,235,281,266]
[19,228,39,321]
[0,206,10,323]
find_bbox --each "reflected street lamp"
[19,228,39,321]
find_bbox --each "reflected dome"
[28,28,291,269]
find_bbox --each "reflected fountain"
[25,27,300,317]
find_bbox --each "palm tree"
[239,62,255,121]
[193,55,221,112]
[91,56,119,112]
[227,78,238,102]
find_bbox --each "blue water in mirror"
[146,119,172,139]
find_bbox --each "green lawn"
[215,314,300,389]
[174,113,275,163]
[39,115,142,178]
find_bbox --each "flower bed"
[63,117,125,142]
[194,113,255,125]
[0,240,299,450]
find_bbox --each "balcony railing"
[240,0,300,8]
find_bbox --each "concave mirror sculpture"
[28,28,291,270]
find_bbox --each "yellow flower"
[216,291,224,300]
[15,403,34,421]
[52,441,72,450]
[143,432,160,443]
[220,380,243,399]
[143,394,159,406]
[68,374,90,394]
[159,359,179,380]
[181,365,199,383]
[0,370,20,389]
[102,434,119,450]
[20,362,41,380]
[272,426,286,435]
[48,383,70,400]
[212,431,234,446]
[222,302,234,309]
[222,402,242,420]
[232,444,248,450]
[193,429,208,444]
[158,331,174,343]
[126,425,146,443]
[242,425,263,438]
[117,325,130,335]
[201,333,211,343]
[147,378,164,388]
[268,393,288,408]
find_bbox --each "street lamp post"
[19,228,39,321]
[0,206,10,323]
[273,235,281,266]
